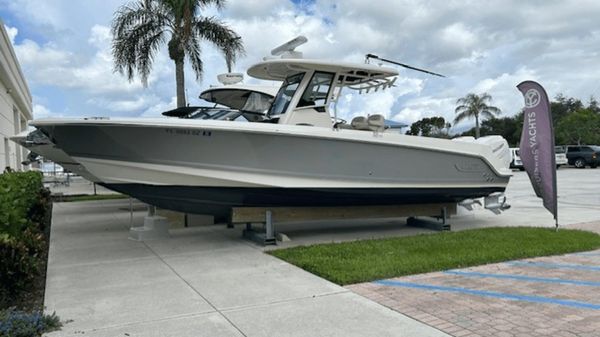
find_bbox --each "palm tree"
[112,0,245,108]
[454,93,501,138]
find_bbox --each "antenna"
[217,73,244,85]
[365,54,445,78]
[270,36,308,59]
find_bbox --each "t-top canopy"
[247,59,399,92]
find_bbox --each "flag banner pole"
[516,81,558,229]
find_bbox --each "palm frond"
[184,34,204,80]
[480,110,496,120]
[454,104,469,114]
[454,92,502,125]
[485,106,502,115]
[454,110,472,124]
[194,16,245,70]
[197,0,226,10]
[112,0,171,85]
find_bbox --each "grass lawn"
[269,227,600,285]
[56,194,129,202]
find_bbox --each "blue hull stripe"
[444,270,600,287]
[508,261,600,271]
[374,280,600,310]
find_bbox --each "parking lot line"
[508,261,600,271]
[444,270,600,286]
[374,280,600,310]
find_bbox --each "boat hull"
[33,119,512,219]
[10,132,101,182]
[102,183,506,222]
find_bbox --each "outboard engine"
[453,135,511,169]
[475,136,511,169]
[453,135,512,214]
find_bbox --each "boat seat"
[367,114,385,132]
[335,122,354,129]
[351,116,370,130]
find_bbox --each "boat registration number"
[164,128,212,137]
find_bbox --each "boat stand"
[406,206,451,231]
[129,204,170,241]
[232,203,456,246]
[241,210,277,245]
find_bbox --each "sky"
[2,0,600,132]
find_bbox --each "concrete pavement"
[44,167,599,336]
[44,200,449,336]
[46,175,115,196]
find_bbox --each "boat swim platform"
[231,203,456,246]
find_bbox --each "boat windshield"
[268,73,304,116]
[241,91,273,113]
[297,71,334,107]
[189,108,242,121]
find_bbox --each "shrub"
[0,232,43,302]
[0,308,61,337]
[0,171,49,306]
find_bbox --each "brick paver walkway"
[348,249,600,337]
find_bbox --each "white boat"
[30,37,512,220]
[10,130,102,182]
[14,82,278,184]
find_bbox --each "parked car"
[510,148,524,170]
[511,147,568,170]
[565,145,600,168]
[555,146,568,168]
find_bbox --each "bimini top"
[199,84,278,111]
[163,84,278,119]
[247,59,399,92]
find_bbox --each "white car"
[555,146,568,168]
[510,148,524,170]
[510,147,567,170]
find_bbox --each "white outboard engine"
[474,135,511,169]
[453,135,511,169]
[453,135,511,214]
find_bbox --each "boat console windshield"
[162,84,278,122]
[268,73,304,117]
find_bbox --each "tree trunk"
[475,113,480,139]
[175,59,186,108]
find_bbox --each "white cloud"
[394,96,456,125]
[4,25,18,44]
[3,0,600,126]
[140,96,178,118]
[32,103,59,119]
[87,94,162,113]
[11,22,179,118]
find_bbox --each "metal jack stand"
[406,206,451,231]
[242,210,277,246]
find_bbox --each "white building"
[0,20,32,171]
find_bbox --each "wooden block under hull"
[231,203,456,224]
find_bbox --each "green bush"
[0,171,49,306]
[0,308,61,337]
